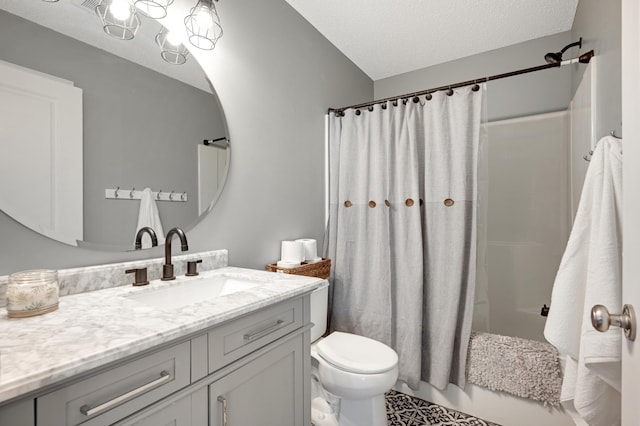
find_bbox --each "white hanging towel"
[133,187,164,248]
[544,136,622,426]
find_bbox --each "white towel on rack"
[134,187,164,248]
[544,135,622,426]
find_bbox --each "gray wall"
[0,0,372,274]
[0,11,225,247]
[572,0,622,139]
[375,32,574,122]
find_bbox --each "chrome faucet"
[162,227,189,281]
[134,227,158,250]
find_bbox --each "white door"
[0,61,83,245]
[621,0,640,424]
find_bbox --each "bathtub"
[393,379,575,426]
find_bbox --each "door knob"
[590,304,636,341]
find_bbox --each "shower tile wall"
[483,111,571,342]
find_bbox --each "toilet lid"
[316,332,398,374]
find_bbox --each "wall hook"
[157,190,162,200]
[115,187,120,198]
[129,187,135,199]
[169,190,174,200]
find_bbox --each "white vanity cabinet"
[0,294,311,426]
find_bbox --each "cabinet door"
[116,387,207,426]
[210,334,305,426]
[0,398,34,426]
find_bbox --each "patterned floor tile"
[385,390,501,426]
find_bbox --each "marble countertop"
[0,267,324,404]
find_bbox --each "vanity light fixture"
[96,0,141,41]
[134,0,173,19]
[184,0,223,51]
[155,27,190,65]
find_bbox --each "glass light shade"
[96,0,141,40]
[184,0,223,51]
[134,0,173,19]
[155,27,190,65]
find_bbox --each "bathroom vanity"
[0,254,322,426]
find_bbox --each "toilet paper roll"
[277,260,301,268]
[281,240,304,263]
[296,238,321,263]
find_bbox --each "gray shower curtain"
[325,85,486,390]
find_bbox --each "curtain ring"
[129,187,135,198]
[392,100,398,107]
[368,106,374,112]
[412,96,420,103]
[402,98,408,105]
[446,86,454,96]
[355,109,361,116]
[381,103,387,110]
[157,190,162,200]
[169,190,174,200]
[114,186,120,198]
[472,80,480,92]
[425,92,432,101]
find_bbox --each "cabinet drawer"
[37,341,190,426]
[208,297,303,373]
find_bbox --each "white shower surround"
[400,111,577,426]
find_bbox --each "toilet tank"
[310,281,329,342]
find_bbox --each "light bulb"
[195,5,213,29]
[109,0,132,20]
[166,30,182,46]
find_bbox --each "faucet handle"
[125,268,149,286]
[186,259,203,277]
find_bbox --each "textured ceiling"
[285,0,579,80]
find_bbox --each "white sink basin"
[125,274,262,310]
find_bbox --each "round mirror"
[0,0,229,251]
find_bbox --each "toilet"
[310,282,399,426]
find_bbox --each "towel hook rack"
[105,188,187,202]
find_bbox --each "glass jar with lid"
[6,269,59,318]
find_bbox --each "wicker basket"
[266,258,331,279]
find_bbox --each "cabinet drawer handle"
[80,370,171,417]
[243,319,285,341]
[217,395,228,426]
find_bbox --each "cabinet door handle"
[243,319,285,341]
[80,370,171,417]
[217,395,228,426]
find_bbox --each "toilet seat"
[315,332,398,374]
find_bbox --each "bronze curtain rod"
[328,50,595,114]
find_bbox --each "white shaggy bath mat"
[466,332,562,406]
